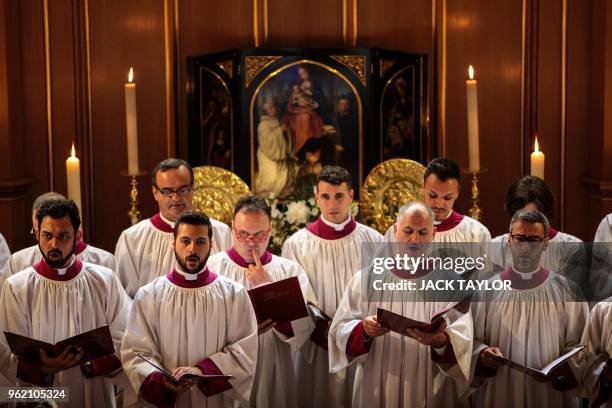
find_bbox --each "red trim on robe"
[390,266,431,280]
[33,259,83,281]
[83,354,122,378]
[226,247,273,268]
[548,226,559,240]
[306,217,357,240]
[74,240,88,255]
[274,322,294,338]
[474,348,498,378]
[434,210,464,233]
[150,213,174,233]
[430,338,457,365]
[167,268,217,288]
[499,266,549,290]
[346,320,369,358]
[195,358,233,396]
[16,358,54,387]
[141,371,176,408]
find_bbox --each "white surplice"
[595,214,612,242]
[114,214,231,297]
[206,250,315,407]
[0,242,117,292]
[469,271,588,408]
[0,259,131,407]
[577,297,612,407]
[329,266,473,408]
[0,233,9,272]
[281,219,383,408]
[120,268,258,408]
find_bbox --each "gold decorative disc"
[192,166,251,225]
[360,159,426,233]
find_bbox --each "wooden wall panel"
[266,0,343,47]
[445,0,523,237]
[87,0,168,251]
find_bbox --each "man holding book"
[328,201,474,407]
[468,210,588,407]
[207,195,315,407]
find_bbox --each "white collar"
[175,263,206,281]
[160,213,176,228]
[511,265,541,280]
[57,255,76,276]
[321,215,351,231]
[433,210,453,226]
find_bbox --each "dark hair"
[233,195,271,220]
[505,176,554,219]
[151,158,193,187]
[37,198,81,233]
[424,158,461,183]
[509,209,550,237]
[32,192,65,212]
[173,211,213,240]
[316,166,352,189]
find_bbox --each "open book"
[4,325,115,365]
[491,346,585,379]
[307,302,332,350]
[376,295,472,335]
[136,353,232,384]
[247,276,309,324]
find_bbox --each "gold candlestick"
[121,170,146,225]
[462,168,486,222]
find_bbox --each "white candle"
[66,144,82,212]
[530,136,545,179]
[466,65,480,172]
[125,67,139,175]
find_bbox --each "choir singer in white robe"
[207,195,315,407]
[329,201,473,407]
[384,158,491,278]
[0,198,131,407]
[0,192,117,291]
[114,158,231,297]
[282,165,383,408]
[121,211,257,408]
[469,210,588,408]
[577,297,612,407]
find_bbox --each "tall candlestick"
[66,144,82,211]
[466,65,480,172]
[530,136,545,179]
[125,67,139,175]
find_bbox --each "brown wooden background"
[0,0,609,253]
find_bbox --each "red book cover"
[247,276,308,324]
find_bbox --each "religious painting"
[250,61,361,199]
[381,66,419,161]
[198,67,233,170]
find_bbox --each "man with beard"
[384,158,491,278]
[207,195,315,407]
[329,201,473,407]
[0,198,131,407]
[468,210,588,408]
[282,166,383,408]
[0,192,116,291]
[121,211,257,408]
[115,158,232,297]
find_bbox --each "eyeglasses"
[154,185,192,198]
[233,227,271,243]
[509,233,546,244]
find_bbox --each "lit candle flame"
[71,143,76,158]
[128,67,134,83]
[468,65,475,80]
[534,136,540,153]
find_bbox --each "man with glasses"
[114,158,231,297]
[468,210,588,408]
[0,192,116,291]
[207,195,315,407]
